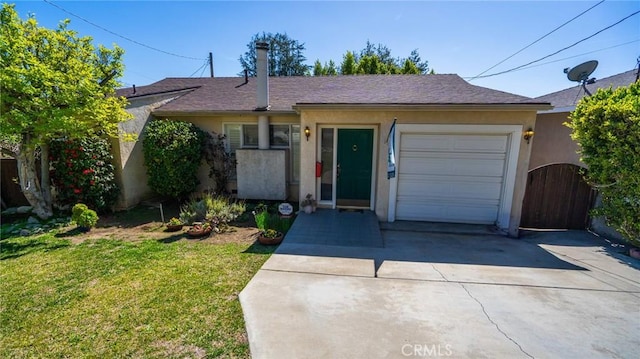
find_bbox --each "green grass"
[0,233,275,358]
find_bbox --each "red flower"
[73,189,81,194]
[83,169,91,175]
[90,180,95,185]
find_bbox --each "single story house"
[114,44,551,237]
[522,68,638,233]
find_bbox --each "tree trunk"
[15,140,53,219]
[40,143,52,210]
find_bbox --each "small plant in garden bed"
[71,203,99,231]
[252,203,295,235]
[167,217,183,226]
[261,229,280,238]
[179,193,246,232]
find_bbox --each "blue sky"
[10,0,640,97]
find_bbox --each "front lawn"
[0,230,275,358]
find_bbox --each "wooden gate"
[521,163,596,229]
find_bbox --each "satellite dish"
[565,60,598,95]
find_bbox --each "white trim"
[387,124,522,231]
[537,106,573,114]
[316,125,378,211]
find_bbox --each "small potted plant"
[258,228,284,245]
[71,203,99,232]
[187,221,213,238]
[300,193,316,214]
[166,217,184,232]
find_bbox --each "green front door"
[337,129,374,207]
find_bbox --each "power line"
[471,10,640,80]
[462,39,640,79]
[189,59,210,77]
[42,0,205,61]
[470,0,606,80]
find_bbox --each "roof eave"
[152,109,298,117]
[538,105,573,114]
[292,103,553,112]
[119,87,200,100]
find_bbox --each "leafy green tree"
[567,81,640,245]
[401,59,421,74]
[239,32,309,76]
[340,51,357,75]
[337,42,430,75]
[407,49,429,74]
[0,4,130,219]
[357,55,391,74]
[313,59,338,76]
[313,59,325,76]
[325,60,338,76]
[142,120,205,199]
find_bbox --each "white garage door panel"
[399,156,505,177]
[395,132,510,224]
[395,201,500,224]
[401,134,508,153]
[397,176,503,201]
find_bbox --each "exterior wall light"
[304,126,311,141]
[524,128,534,144]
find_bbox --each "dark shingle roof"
[118,74,549,114]
[536,69,638,111]
[115,78,209,99]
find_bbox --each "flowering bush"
[50,137,120,213]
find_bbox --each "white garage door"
[395,133,509,224]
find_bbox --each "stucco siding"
[529,112,583,170]
[299,109,537,237]
[113,94,183,209]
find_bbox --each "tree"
[0,4,130,219]
[337,42,430,75]
[356,55,390,74]
[567,81,640,245]
[239,32,309,76]
[340,51,357,75]
[313,59,338,76]
[313,59,325,76]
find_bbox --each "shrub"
[142,119,205,199]
[71,203,99,228]
[50,137,120,212]
[567,81,640,245]
[179,193,245,231]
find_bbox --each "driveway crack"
[460,283,534,359]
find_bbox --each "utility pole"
[209,52,214,78]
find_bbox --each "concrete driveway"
[240,229,640,358]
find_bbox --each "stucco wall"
[113,93,183,209]
[298,108,538,237]
[529,112,583,170]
